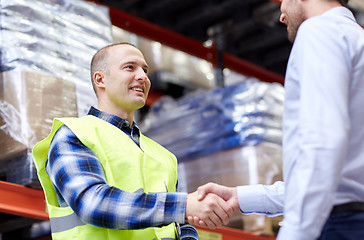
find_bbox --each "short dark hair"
[90,42,136,94]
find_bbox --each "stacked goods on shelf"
[0,0,113,187]
[0,70,78,188]
[137,38,216,89]
[179,142,283,235]
[141,79,284,235]
[178,143,282,196]
[142,80,284,161]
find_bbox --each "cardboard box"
[0,70,78,172]
[178,143,283,236]
[178,143,282,193]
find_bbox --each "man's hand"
[186,190,234,229]
[187,183,240,227]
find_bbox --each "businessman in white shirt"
[188,0,364,239]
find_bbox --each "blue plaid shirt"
[46,106,198,239]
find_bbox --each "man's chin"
[134,101,146,110]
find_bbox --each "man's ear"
[94,71,105,89]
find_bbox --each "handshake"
[185,183,240,229]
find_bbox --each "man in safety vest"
[33,43,237,240]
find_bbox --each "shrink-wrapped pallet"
[0,0,113,186]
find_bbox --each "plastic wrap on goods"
[0,69,79,186]
[178,143,282,192]
[0,0,113,160]
[141,80,284,162]
[0,0,113,186]
[0,70,78,162]
[0,0,113,83]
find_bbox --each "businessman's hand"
[186,190,234,229]
[187,183,240,227]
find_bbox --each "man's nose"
[136,68,147,81]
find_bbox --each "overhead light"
[203,40,213,47]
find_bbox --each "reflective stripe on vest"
[50,213,86,233]
[50,213,177,240]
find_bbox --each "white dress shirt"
[238,7,364,240]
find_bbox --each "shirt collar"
[87,106,140,135]
[323,6,356,22]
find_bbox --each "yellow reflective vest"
[33,115,179,240]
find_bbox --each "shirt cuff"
[237,184,266,214]
[166,192,188,224]
[179,223,199,240]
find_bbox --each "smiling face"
[280,0,306,42]
[93,44,151,116]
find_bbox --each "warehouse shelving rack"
[87,0,285,86]
[0,1,283,239]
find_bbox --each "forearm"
[66,183,187,229]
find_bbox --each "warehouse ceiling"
[96,0,364,77]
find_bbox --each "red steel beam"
[108,6,213,63]
[270,0,281,5]
[86,0,285,85]
[224,53,284,85]
[0,181,48,220]
[87,0,212,62]
[145,90,164,106]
